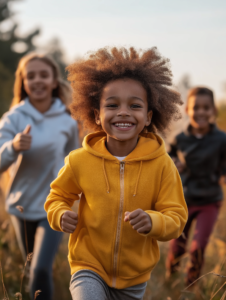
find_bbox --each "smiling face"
[23,59,57,104]
[186,94,215,131]
[94,78,152,147]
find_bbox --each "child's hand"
[13,125,32,152]
[219,175,226,185]
[172,157,185,173]
[60,211,78,233]
[124,209,152,234]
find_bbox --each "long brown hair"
[11,52,72,108]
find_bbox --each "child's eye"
[131,104,142,108]
[106,104,118,108]
[27,74,35,80]
[40,72,49,78]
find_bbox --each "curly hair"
[67,47,182,134]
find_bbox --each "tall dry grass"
[1,185,226,300]
[0,104,226,299]
[0,195,75,300]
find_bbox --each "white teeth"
[114,123,133,128]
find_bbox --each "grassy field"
[0,104,226,300]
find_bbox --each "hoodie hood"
[82,131,166,162]
[12,98,66,122]
[83,131,167,196]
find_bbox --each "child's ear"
[52,79,58,89]
[210,105,218,123]
[94,109,101,125]
[145,110,153,126]
[213,105,218,117]
[185,105,188,114]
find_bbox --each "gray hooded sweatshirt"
[0,98,79,220]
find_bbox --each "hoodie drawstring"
[133,161,142,197]
[102,158,110,193]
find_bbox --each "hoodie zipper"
[112,161,125,287]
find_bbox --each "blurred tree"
[0,0,11,22]
[0,0,40,116]
[0,1,69,117]
[0,61,14,115]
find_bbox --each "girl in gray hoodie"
[0,53,79,300]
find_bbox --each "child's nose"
[117,109,130,116]
[33,75,43,83]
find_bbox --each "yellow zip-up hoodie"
[45,131,188,289]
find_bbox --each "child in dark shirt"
[166,87,226,285]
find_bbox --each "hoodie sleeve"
[44,154,81,232]
[145,161,188,241]
[64,120,80,155]
[0,113,19,173]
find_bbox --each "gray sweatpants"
[70,270,147,300]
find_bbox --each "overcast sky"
[10,0,226,101]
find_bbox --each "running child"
[166,87,226,285]
[0,53,79,300]
[45,47,188,300]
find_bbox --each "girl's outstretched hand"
[60,211,78,233]
[124,209,152,234]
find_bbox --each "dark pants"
[166,202,221,284]
[11,216,63,300]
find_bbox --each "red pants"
[166,202,221,284]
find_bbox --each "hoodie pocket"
[118,234,160,279]
[69,227,105,268]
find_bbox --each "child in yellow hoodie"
[44,47,188,300]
